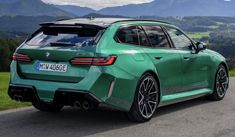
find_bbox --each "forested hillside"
[0,38,22,71]
[0,0,72,16]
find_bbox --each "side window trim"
[160,26,174,49]
[163,26,196,50]
[137,25,151,47]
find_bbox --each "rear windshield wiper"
[49,42,76,47]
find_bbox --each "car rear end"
[8,22,119,109]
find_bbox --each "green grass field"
[208,26,218,29]
[0,72,31,111]
[188,32,210,40]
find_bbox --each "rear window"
[26,27,103,47]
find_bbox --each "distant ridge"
[55,5,95,16]
[0,0,72,17]
[0,0,235,17]
[97,0,235,17]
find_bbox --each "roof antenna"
[88,16,95,20]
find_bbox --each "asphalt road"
[0,78,235,137]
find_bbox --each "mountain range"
[98,0,235,17]
[0,0,235,17]
[54,5,95,17]
[0,0,71,16]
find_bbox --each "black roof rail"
[39,18,173,28]
[112,19,172,25]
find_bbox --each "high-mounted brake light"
[13,53,31,62]
[70,55,117,66]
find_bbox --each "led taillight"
[70,55,117,66]
[13,53,31,62]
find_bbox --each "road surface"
[0,78,235,137]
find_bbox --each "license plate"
[36,62,68,73]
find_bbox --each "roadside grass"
[188,32,210,40]
[0,72,31,111]
[230,69,235,77]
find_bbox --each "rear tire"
[127,73,159,122]
[32,102,63,112]
[206,65,229,101]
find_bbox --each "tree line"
[0,38,23,71]
[0,32,235,72]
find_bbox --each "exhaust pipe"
[82,101,90,110]
[13,95,24,102]
[18,96,23,102]
[73,101,82,109]
[13,95,19,101]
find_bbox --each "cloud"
[42,0,154,10]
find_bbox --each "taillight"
[13,53,31,62]
[70,55,117,66]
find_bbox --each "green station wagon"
[8,18,229,122]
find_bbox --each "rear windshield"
[26,27,103,47]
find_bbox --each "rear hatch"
[15,24,105,83]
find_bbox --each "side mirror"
[196,42,206,53]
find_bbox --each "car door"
[140,25,183,96]
[164,27,211,92]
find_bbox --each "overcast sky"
[42,0,154,10]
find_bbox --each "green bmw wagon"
[8,18,229,122]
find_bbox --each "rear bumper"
[8,84,38,102]
[8,84,102,106]
[10,61,139,111]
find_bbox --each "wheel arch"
[219,61,230,87]
[141,70,162,104]
[219,62,229,75]
[210,61,230,92]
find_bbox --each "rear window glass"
[116,26,149,46]
[26,27,103,47]
[116,26,139,45]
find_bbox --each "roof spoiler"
[39,22,105,30]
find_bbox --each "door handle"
[183,56,191,60]
[155,57,162,60]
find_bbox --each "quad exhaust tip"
[13,95,24,102]
[73,101,82,109]
[73,101,90,110]
[82,101,90,110]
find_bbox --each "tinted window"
[116,26,149,46]
[27,27,102,47]
[142,25,170,48]
[166,27,192,49]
